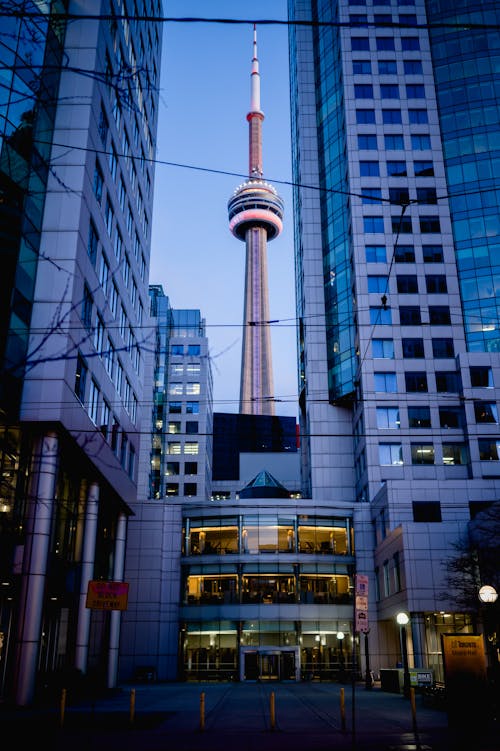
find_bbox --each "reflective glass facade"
[428,0,500,352]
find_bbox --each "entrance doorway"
[241,648,298,681]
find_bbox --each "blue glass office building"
[288,0,500,683]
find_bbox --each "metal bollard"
[200,691,205,731]
[270,691,276,730]
[340,686,346,732]
[130,688,136,726]
[59,687,67,728]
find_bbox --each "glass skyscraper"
[288,0,500,684]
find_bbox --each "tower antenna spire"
[227,26,284,416]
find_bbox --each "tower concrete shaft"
[227,26,284,416]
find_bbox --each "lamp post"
[364,629,373,690]
[478,584,498,716]
[396,612,411,698]
[337,631,345,682]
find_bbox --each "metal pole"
[364,631,372,690]
[401,625,411,699]
[340,687,346,731]
[270,691,276,730]
[129,688,136,726]
[59,687,66,727]
[200,691,205,731]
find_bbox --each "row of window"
[366,243,443,263]
[352,36,421,52]
[364,214,441,233]
[360,159,433,177]
[375,403,498,429]
[369,304,452,325]
[171,363,201,376]
[169,401,200,414]
[167,420,199,435]
[349,0,417,5]
[374,370,461,393]
[357,107,428,124]
[74,354,136,479]
[353,59,423,75]
[165,482,198,497]
[169,383,201,396]
[172,344,201,356]
[355,83,427,100]
[377,439,500,465]
[363,187,437,205]
[368,273,446,293]
[358,133,432,151]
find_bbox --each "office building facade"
[288,0,500,680]
[0,1,162,704]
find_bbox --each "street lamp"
[396,612,411,698]
[337,631,345,682]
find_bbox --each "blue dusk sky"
[149,1,299,418]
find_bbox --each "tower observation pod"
[228,25,284,416]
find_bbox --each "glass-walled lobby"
[183,514,353,556]
[181,620,356,682]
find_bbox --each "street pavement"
[1,680,498,750]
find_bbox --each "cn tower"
[228,26,284,416]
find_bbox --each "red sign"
[86,580,129,611]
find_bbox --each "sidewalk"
[1,681,498,751]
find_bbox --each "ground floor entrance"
[241,647,299,681]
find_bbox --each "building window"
[188,344,201,356]
[377,37,395,51]
[399,306,421,325]
[380,84,399,99]
[368,276,388,293]
[186,383,201,395]
[405,371,428,392]
[443,443,469,466]
[88,221,99,265]
[81,284,93,330]
[409,109,428,124]
[360,161,380,177]
[389,187,410,205]
[98,104,108,144]
[382,109,402,124]
[168,442,181,455]
[429,306,451,325]
[353,60,372,74]
[168,421,181,434]
[186,401,200,414]
[370,307,392,325]
[401,37,420,51]
[128,445,135,480]
[169,383,183,395]
[362,188,382,204]
[186,421,198,434]
[184,483,197,497]
[352,37,370,51]
[355,84,374,98]
[379,443,403,465]
[166,483,179,496]
[478,439,500,461]
[372,339,394,358]
[402,338,424,358]
[171,344,184,355]
[404,60,423,74]
[356,109,376,124]
[185,462,198,474]
[100,398,110,437]
[474,402,498,423]
[364,216,385,233]
[358,133,378,150]
[420,215,441,233]
[470,366,493,388]
[411,443,435,464]
[415,160,434,177]
[184,442,199,455]
[412,502,441,522]
[74,354,87,403]
[422,244,443,261]
[93,161,103,203]
[397,275,418,293]
[417,187,438,206]
[436,371,461,393]
[393,552,401,592]
[385,134,404,150]
[365,245,386,262]
[392,215,412,233]
[387,160,407,177]
[378,59,397,74]
[439,406,465,428]
[406,84,425,99]
[426,274,447,293]
[88,378,99,423]
[374,372,397,392]
[394,245,415,262]
[408,406,431,428]
[432,338,454,358]
[376,407,400,429]
[166,462,179,476]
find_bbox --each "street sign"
[355,574,369,632]
[86,580,129,610]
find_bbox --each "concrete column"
[107,511,127,688]
[74,481,100,674]
[410,612,427,668]
[14,432,59,706]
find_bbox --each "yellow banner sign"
[86,580,129,611]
